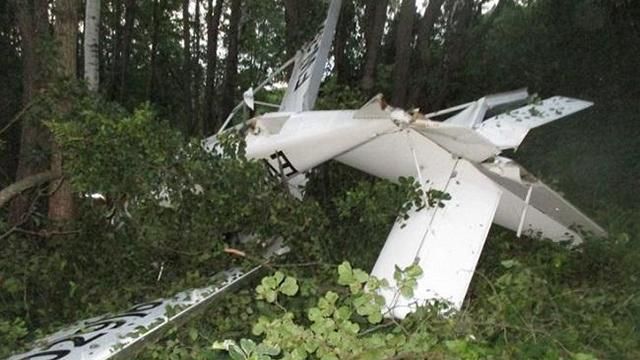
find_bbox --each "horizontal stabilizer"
[476,96,593,149]
[479,157,606,243]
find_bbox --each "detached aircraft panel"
[8,268,261,360]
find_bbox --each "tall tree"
[48,0,79,223]
[148,0,165,101]
[108,0,122,99]
[391,0,416,108]
[204,0,224,134]
[118,0,135,102]
[193,0,202,135]
[182,0,194,133]
[9,0,51,225]
[360,0,389,93]
[334,0,355,85]
[220,0,242,120]
[282,0,304,58]
[408,0,445,108]
[431,0,475,109]
[84,0,101,92]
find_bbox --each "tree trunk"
[148,0,165,101]
[391,0,416,108]
[408,0,445,108]
[193,0,202,135]
[48,0,79,223]
[84,0,100,92]
[220,0,242,120]
[118,0,135,103]
[204,0,224,134]
[283,0,302,58]
[360,0,388,93]
[108,0,122,100]
[9,0,51,225]
[431,0,475,109]
[334,0,355,85]
[182,0,194,133]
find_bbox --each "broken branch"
[0,171,60,208]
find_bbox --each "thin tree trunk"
[391,0,416,108]
[84,0,100,91]
[193,0,202,135]
[283,0,302,58]
[408,0,445,108]
[10,0,51,225]
[431,0,474,109]
[118,0,135,103]
[360,0,388,93]
[204,0,224,134]
[220,0,242,120]
[334,0,354,85]
[108,0,122,100]
[148,0,165,101]
[182,0,194,133]
[49,0,79,223]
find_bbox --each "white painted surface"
[246,110,397,176]
[8,268,255,360]
[477,96,593,149]
[337,130,502,316]
[279,0,342,112]
[478,158,606,243]
[371,161,501,317]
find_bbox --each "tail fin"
[279,0,342,112]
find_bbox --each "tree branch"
[0,171,59,208]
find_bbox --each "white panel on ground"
[7,268,258,360]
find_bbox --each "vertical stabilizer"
[279,0,342,112]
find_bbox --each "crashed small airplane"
[9,0,605,358]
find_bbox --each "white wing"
[337,129,502,317]
[8,269,258,360]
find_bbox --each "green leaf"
[279,276,299,296]
[240,338,256,355]
[337,262,354,285]
[188,327,198,341]
[500,259,519,269]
